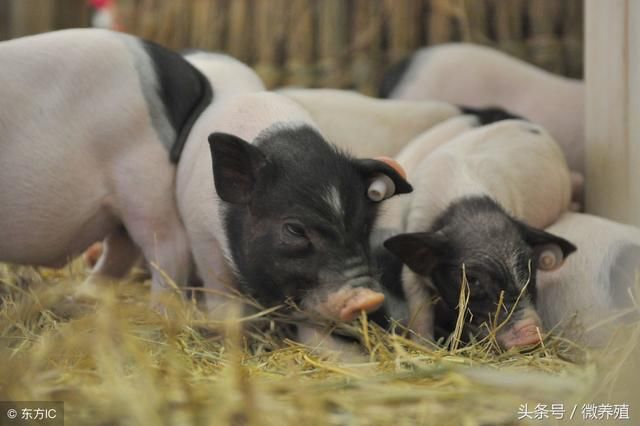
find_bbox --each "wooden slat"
[9,0,54,37]
[54,0,89,30]
[227,0,253,63]
[318,0,349,87]
[351,0,384,94]
[254,0,287,88]
[562,0,584,79]
[585,0,640,226]
[284,0,316,87]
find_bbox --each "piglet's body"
[537,213,640,346]
[279,88,462,158]
[380,43,585,178]
[404,120,571,232]
[0,29,212,298]
[383,120,575,349]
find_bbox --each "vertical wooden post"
[585,0,640,227]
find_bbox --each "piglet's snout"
[323,286,385,322]
[497,310,543,349]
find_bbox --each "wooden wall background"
[0,0,583,94]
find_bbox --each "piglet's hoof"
[83,241,104,269]
[51,284,100,319]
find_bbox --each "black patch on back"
[378,54,414,98]
[458,106,524,124]
[142,40,213,162]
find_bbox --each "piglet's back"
[404,119,571,232]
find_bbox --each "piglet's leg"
[90,228,141,278]
[190,237,237,316]
[110,149,191,310]
[130,218,191,310]
[74,229,142,301]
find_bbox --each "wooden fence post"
[585,0,640,226]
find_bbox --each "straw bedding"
[0,261,637,426]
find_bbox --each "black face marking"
[457,106,523,124]
[211,125,411,309]
[378,54,415,98]
[385,195,576,342]
[142,40,213,162]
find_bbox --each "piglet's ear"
[355,158,412,202]
[383,232,445,276]
[208,132,267,205]
[517,221,577,271]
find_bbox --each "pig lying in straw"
[537,213,640,346]
[381,119,577,349]
[0,29,214,301]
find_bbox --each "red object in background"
[88,0,122,31]
[89,0,112,9]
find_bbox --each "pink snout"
[497,312,543,349]
[320,287,386,322]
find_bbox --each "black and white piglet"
[176,91,412,350]
[0,29,215,300]
[537,213,640,346]
[381,120,576,349]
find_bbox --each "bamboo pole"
[254,0,287,88]
[0,0,10,40]
[351,0,384,94]
[227,0,253,64]
[318,0,349,88]
[562,0,584,79]
[284,0,316,87]
[54,0,89,30]
[189,0,219,50]
[527,0,564,74]
[427,0,454,44]
[386,0,422,62]
[460,0,489,44]
[9,0,54,37]
[492,0,526,59]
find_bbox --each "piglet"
[279,88,517,159]
[380,43,585,203]
[537,213,640,346]
[0,29,216,300]
[382,120,576,349]
[176,91,412,352]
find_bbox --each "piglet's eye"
[284,223,307,238]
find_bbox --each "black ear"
[355,159,413,197]
[517,221,577,269]
[383,232,445,276]
[208,132,268,204]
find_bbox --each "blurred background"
[0,0,583,94]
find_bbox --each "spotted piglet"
[537,213,640,346]
[382,120,576,349]
[176,91,412,355]
[0,29,214,300]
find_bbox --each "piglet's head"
[384,196,576,350]
[208,127,411,322]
